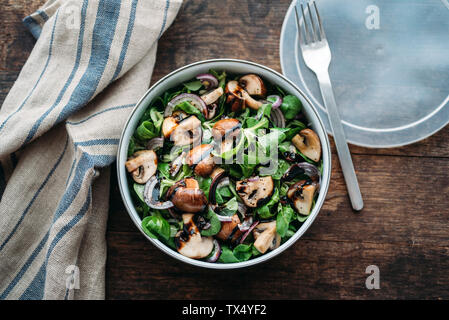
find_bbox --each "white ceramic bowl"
[117,59,331,269]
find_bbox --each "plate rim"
[280,0,449,148]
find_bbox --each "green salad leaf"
[149,108,164,134]
[220,197,238,216]
[218,244,253,263]
[280,95,302,120]
[141,214,171,241]
[158,162,171,179]
[133,183,145,203]
[173,101,205,121]
[183,80,203,91]
[256,188,280,219]
[276,205,295,237]
[218,246,240,263]
[201,207,222,237]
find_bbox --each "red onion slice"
[216,215,233,222]
[165,93,207,117]
[270,108,286,128]
[282,163,321,191]
[147,137,164,151]
[202,222,211,230]
[144,176,174,209]
[209,169,227,204]
[267,95,282,109]
[196,73,218,90]
[206,240,221,263]
[239,221,260,244]
[206,103,218,120]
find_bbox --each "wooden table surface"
[2,0,448,300]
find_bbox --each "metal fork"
[294,1,364,211]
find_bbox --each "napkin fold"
[0,0,181,299]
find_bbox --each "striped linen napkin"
[0,0,182,299]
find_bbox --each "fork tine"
[294,5,305,46]
[307,2,318,42]
[313,0,326,41]
[300,3,311,44]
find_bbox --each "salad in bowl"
[120,61,328,266]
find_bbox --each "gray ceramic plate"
[117,59,331,269]
[281,0,449,148]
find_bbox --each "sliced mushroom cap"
[210,167,225,180]
[201,87,224,106]
[225,80,263,111]
[125,150,157,184]
[292,129,321,162]
[287,180,317,215]
[168,177,208,213]
[225,81,246,112]
[186,144,215,177]
[241,91,263,110]
[253,221,277,254]
[162,116,178,138]
[236,176,274,208]
[184,177,199,188]
[169,151,186,177]
[161,111,188,138]
[254,222,281,251]
[212,118,241,140]
[170,116,202,146]
[271,233,281,250]
[216,214,242,242]
[239,74,267,97]
[175,214,214,259]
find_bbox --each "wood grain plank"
[0,1,43,72]
[105,231,449,300]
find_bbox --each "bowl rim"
[117,58,331,269]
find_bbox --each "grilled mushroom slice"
[212,118,241,140]
[225,81,263,111]
[168,177,208,213]
[292,129,321,162]
[287,180,317,216]
[162,116,179,138]
[170,116,202,146]
[216,214,242,242]
[162,111,188,138]
[125,150,157,184]
[210,167,225,180]
[175,214,214,259]
[239,74,267,97]
[186,144,215,177]
[225,80,246,112]
[236,176,274,208]
[201,87,224,106]
[253,221,277,254]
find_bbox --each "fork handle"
[316,71,364,211]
